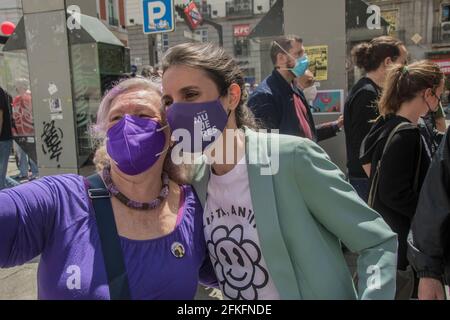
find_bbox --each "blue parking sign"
[142,0,175,34]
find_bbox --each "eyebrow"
[179,85,201,92]
[162,86,201,101]
[109,103,157,115]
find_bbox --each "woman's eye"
[111,115,122,121]
[139,114,152,118]
[185,92,199,100]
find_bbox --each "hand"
[335,115,344,129]
[418,277,445,300]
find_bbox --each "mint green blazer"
[192,128,398,300]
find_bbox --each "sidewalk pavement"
[0,156,39,300]
[0,259,38,300]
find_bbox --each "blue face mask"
[291,56,309,78]
[274,41,309,77]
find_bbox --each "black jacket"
[248,70,338,142]
[344,77,381,178]
[360,115,431,270]
[0,86,12,142]
[408,127,450,284]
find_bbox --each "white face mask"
[303,85,318,103]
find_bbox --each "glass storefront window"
[0,49,37,165]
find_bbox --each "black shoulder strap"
[87,174,131,300]
[368,122,414,207]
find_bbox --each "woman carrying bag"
[360,60,445,299]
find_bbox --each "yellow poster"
[381,10,398,37]
[305,45,328,81]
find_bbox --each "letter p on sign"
[148,1,166,26]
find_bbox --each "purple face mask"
[166,99,229,153]
[106,114,166,175]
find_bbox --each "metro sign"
[184,1,203,30]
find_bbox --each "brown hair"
[162,42,258,129]
[270,35,303,65]
[379,60,444,116]
[352,36,404,72]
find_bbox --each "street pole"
[202,18,223,47]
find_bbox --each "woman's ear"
[226,83,242,112]
[384,56,393,67]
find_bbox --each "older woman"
[0,78,214,300]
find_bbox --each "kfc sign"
[233,24,251,37]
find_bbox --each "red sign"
[233,24,251,37]
[433,59,450,75]
[184,1,203,30]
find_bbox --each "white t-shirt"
[204,156,281,300]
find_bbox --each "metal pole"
[202,19,223,47]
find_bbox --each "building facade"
[96,0,128,46]
[348,0,450,89]
[126,0,274,84]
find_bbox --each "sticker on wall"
[49,98,62,114]
[48,82,58,96]
[50,113,63,121]
[304,45,328,81]
[48,97,63,120]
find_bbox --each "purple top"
[0,174,215,300]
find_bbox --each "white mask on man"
[303,85,318,103]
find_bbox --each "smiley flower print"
[207,225,269,300]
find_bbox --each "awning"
[68,13,124,46]
[2,17,25,51]
[3,12,123,52]
[346,0,390,30]
[346,0,390,41]
[249,0,389,40]
[248,0,284,39]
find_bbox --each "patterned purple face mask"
[166,99,229,153]
[106,114,166,175]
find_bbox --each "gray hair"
[95,77,163,136]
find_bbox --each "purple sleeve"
[0,177,59,268]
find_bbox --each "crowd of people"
[0,34,449,300]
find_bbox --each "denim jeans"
[349,176,369,203]
[0,139,13,190]
[15,142,39,178]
